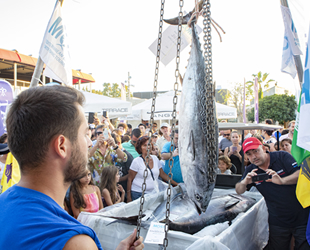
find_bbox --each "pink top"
[80,186,99,213]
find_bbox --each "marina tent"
[127,91,237,120]
[81,91,132,118]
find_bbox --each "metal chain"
[163,1,183,249]
[136,0,165,239]
[202,0,217,182]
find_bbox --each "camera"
[252,173,272,182]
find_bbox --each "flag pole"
[30,0,65,88]
[280,0,303,88]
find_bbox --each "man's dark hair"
[265,119,273,125]
[127,124,132,129]
[138,123,146,129]
[95,124,105,134]
[7,85,85,171]
[264,130,273,136]
[281,129,289,136]
[131,128,142,138]
[0,133,8,143]
[122,135,130,143]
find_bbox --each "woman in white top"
[127,136,177,202]
[262,129,277,152]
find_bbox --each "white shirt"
[157,136,170,153]
[130,155,162,193]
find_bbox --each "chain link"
[163,1,183,249]
[136,0,165,239]
[202,0,217,182]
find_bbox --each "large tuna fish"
[165,16,218,213]
[149,192,256,235]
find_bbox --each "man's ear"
[53,135,69,159]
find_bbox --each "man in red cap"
[236,137,310,249]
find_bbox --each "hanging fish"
[164,8,218,214]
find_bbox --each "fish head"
[191,172,216,214]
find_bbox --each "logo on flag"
[39,1,72,85]
[280,6,302,79]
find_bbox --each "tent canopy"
[127,91,237,120]
[81,91,132,118]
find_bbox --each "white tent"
[81,91,132,118]
[127,91,237,120]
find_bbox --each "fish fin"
[187,130,196,161]
[224,200,240,210]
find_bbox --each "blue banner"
[0,80,14,136]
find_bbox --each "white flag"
[280,5,302,79]
[121,82,126,101]
[39,1,72,85]
[297,24,310,152]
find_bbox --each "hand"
[94,117,101,126]
[116,228,144,250]
[106,137,116,147]
[241,168,258,185]
[173,148,179,157]
[101,116,110,125]
[96,135,105,147]
[127,196,132,203]
[265,169,283,185]
[118,184,125,193]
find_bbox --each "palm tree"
[246,72,276,99]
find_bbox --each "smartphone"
[252,173,272,182]
[88,112,95,124]
[102,110,108,118]
[232,146,237,152]
[103,128,109,140]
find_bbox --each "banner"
[1,153,20,193]
[39,1,72,85]
[280,5,302,78]
[0,80,14,136]
[254,77,259,124]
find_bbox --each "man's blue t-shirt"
[161,142,183,183]
[0,185,102,250]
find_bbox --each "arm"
[161,152,172,161]
[235,169,258,195]
[159,168,178,186]
[70,191,81,219]
[127,169,138,202]
[88,134,105,158]
[223,147,229,157]
[106,138,126,161]
[95,186,104,210]
[102,117,114,131]
[266,169,300,185]
[101,188,114,206]
[63,235,98,250]
[119,174,128,182]
[116,228,144,250]
[117,184,125,203]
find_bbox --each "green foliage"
[246,71,276,99]
[102,82,132,98]
[247,94,297,124]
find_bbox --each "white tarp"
[127,91,237,120]
[81,91,132,118]
[78,187,268,250]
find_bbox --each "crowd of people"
[218,119,295,175]
[0,85,308,249]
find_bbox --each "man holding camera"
[236,137,309,249]
[88,124,127,186]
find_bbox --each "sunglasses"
[224,134,231,136]
[96,131,103,135]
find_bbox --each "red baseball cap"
[242,137,262,153]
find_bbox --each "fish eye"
[195,194,201,201]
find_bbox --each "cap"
[0,144,10,155]
[242,137,262,153]
[152,132,158,137]
[160,123,170,128]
